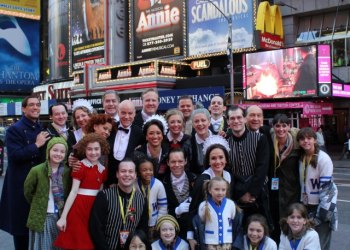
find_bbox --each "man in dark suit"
[46,103,75,153]
[102,90,120,122]
[107,100,145,186]
[0,95,50,250]
[133,89,159,129]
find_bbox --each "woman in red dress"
[55,133,109,249]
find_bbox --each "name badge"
[271,178,279,190]
[119,230,129,245]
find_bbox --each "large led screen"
[243,45,331,100]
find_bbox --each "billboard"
[108,0,128,65]
[132,0,185,61]
[0,0,40,20]
[70,0,105,72]
[48,0,69,81]
[255,1,284,49]
[317,44,332,97]
[158,86,225,110]
[243,45,331,100]
[187,0,256,56]
[332,83,350,98]
[0,15,40,91]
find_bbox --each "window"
[296,9,350,67]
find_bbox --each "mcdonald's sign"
[255,1,284,49]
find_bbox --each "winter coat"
[0,116,45,235]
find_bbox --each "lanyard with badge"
[271,139,281,191]
[301,156,311,205]
[117,188,135,246]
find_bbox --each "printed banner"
[132,0,184,60]
[70,0,105,72]
[0,15,40,91]
[187,0,255,56]
[332,83,350,98]
[158,86,225,110]
[240,102,333,115]
[0,0,40,20]
[48,0,69,81]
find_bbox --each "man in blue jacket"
[0,95,51,250]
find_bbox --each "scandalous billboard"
[0,0,40,20]
[132,0,185,61]
[48,0,69,81]
[70,0,105,72]
[187,0,256,57]
[243,45,331,100]
[0,15,40,91]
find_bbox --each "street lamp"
[198,0,234,104]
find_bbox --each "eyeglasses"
[27,103,41,107]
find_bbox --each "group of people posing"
[0,89,338,250]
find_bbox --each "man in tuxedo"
[107,100,145,186]
[133,89,159,129]
[208,95,227,135]
[102,90,120,122]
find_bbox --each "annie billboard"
[132,0,185,61]
[70,0,105,72]
[0,15,40,91]
[187,0,256,56]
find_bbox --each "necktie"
[118,127,129,133]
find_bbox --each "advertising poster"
[132,0,184,61]
[332,83,350,98]
[48,0,69,81]
[158,86,225,110]
[188,0,255,56]
[243,46,318,100]
[0,0,40,20]
[0,15,40,91]
[108,0,128,65]
[71,0,105,72]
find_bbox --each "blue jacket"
[0,116,45,235]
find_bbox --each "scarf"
[273,132,294,171]
[50,163,65,212]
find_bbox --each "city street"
[0,156,350,249]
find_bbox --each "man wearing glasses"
[0,95,50,250]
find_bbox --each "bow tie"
[118,127,129,133]
[212,120,222,131]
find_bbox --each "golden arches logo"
[256,2,284,38]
